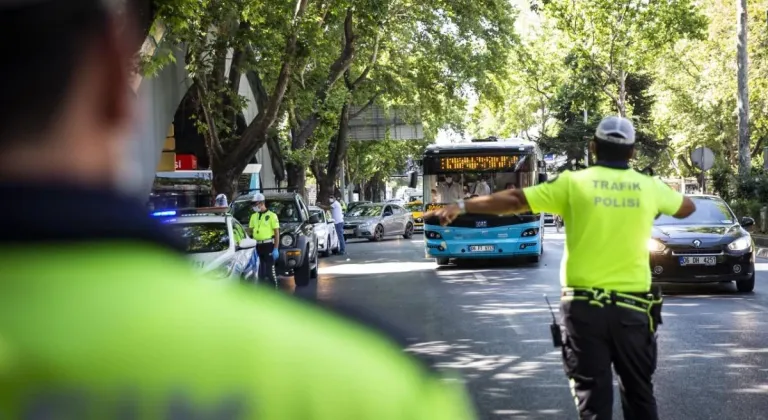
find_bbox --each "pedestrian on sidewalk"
[426,116,696,420]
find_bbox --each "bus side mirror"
[408,171,418,189]
[538,173,548,183]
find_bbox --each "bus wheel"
[436,258,449,266]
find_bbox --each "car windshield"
[655,197,735,226]
[309,209,325,222]
[347,205,383,217]
[405,203,423,212]
[168,222,230,254]
[231,198,301,224]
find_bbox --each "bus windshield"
[423,171,535,205]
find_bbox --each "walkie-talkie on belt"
[544,294,563,348]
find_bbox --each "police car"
[152,208,259,281]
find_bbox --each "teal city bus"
[419,137,548,265]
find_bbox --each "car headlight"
[360,221,374,229]
[280,234,295,247]
[647,238,666,253]
[728,236,751,251]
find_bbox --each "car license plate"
[344,229,354,235]
[679,256,716,266]
[469,245,495,252]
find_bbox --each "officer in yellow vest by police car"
[249,193,280,288]
[426,116,696,420]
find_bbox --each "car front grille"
[670,248,723,255]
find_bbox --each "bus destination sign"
[425,203,448,212]
[438,155,520,172]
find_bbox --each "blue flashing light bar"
[152,210,177,217]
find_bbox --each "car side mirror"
[740,216,755,228]
[538,173,548,183]
[237,238,257,250]
[308,214,321,224]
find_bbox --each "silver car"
[343,203,415,242]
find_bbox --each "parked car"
[648,195,756,292]
[543,213,555,226]
[404,201,425,232]
[309,206,340,257]
[231,192,320,286]
[153,207,258,281]
[343,203,415,241]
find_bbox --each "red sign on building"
[175,154,198,170]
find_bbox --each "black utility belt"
[561,287,661,312]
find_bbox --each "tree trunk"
[210,164,238,201]
[617,70,628,117]
[266,133,286,183]
[286,162,306,198]
[737,0,751,177]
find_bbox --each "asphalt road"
[288,228,768,420]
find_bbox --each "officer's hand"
[424,204,461,226]
[271,249,279,260]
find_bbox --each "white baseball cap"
[250,193,266,203]
[595,116,635,145]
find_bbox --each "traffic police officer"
[427,116,696,420]
[0,1,476,418]
[249,193,280,288]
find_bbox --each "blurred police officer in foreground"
[0,1,475,418]
[249,193,280,287]
[427,116,696,420]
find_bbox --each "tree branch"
[752,136,766,156]
[226,21,249,94]
[194,82,225,159]
[234,0,309,165]
[294,8,358,148]
[245,69,269,116]
[351,92,380,119]
[349,31,381,89]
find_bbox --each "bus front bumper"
[425,238,541,259]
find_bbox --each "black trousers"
[560,299,658,420]
[256,242,278,288]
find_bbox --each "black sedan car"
[649,195,755,292]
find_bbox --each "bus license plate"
[470,245,495,252]
[679,256,716,266]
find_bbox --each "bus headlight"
[728,236,751,251]
[280,234,295,247]
[647,239,666,253]
[521,228,539,237]
[426,231,442,239]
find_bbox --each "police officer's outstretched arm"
[653,178,696,218]
[425,172,570,225]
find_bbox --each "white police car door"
[231,221,256,277]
